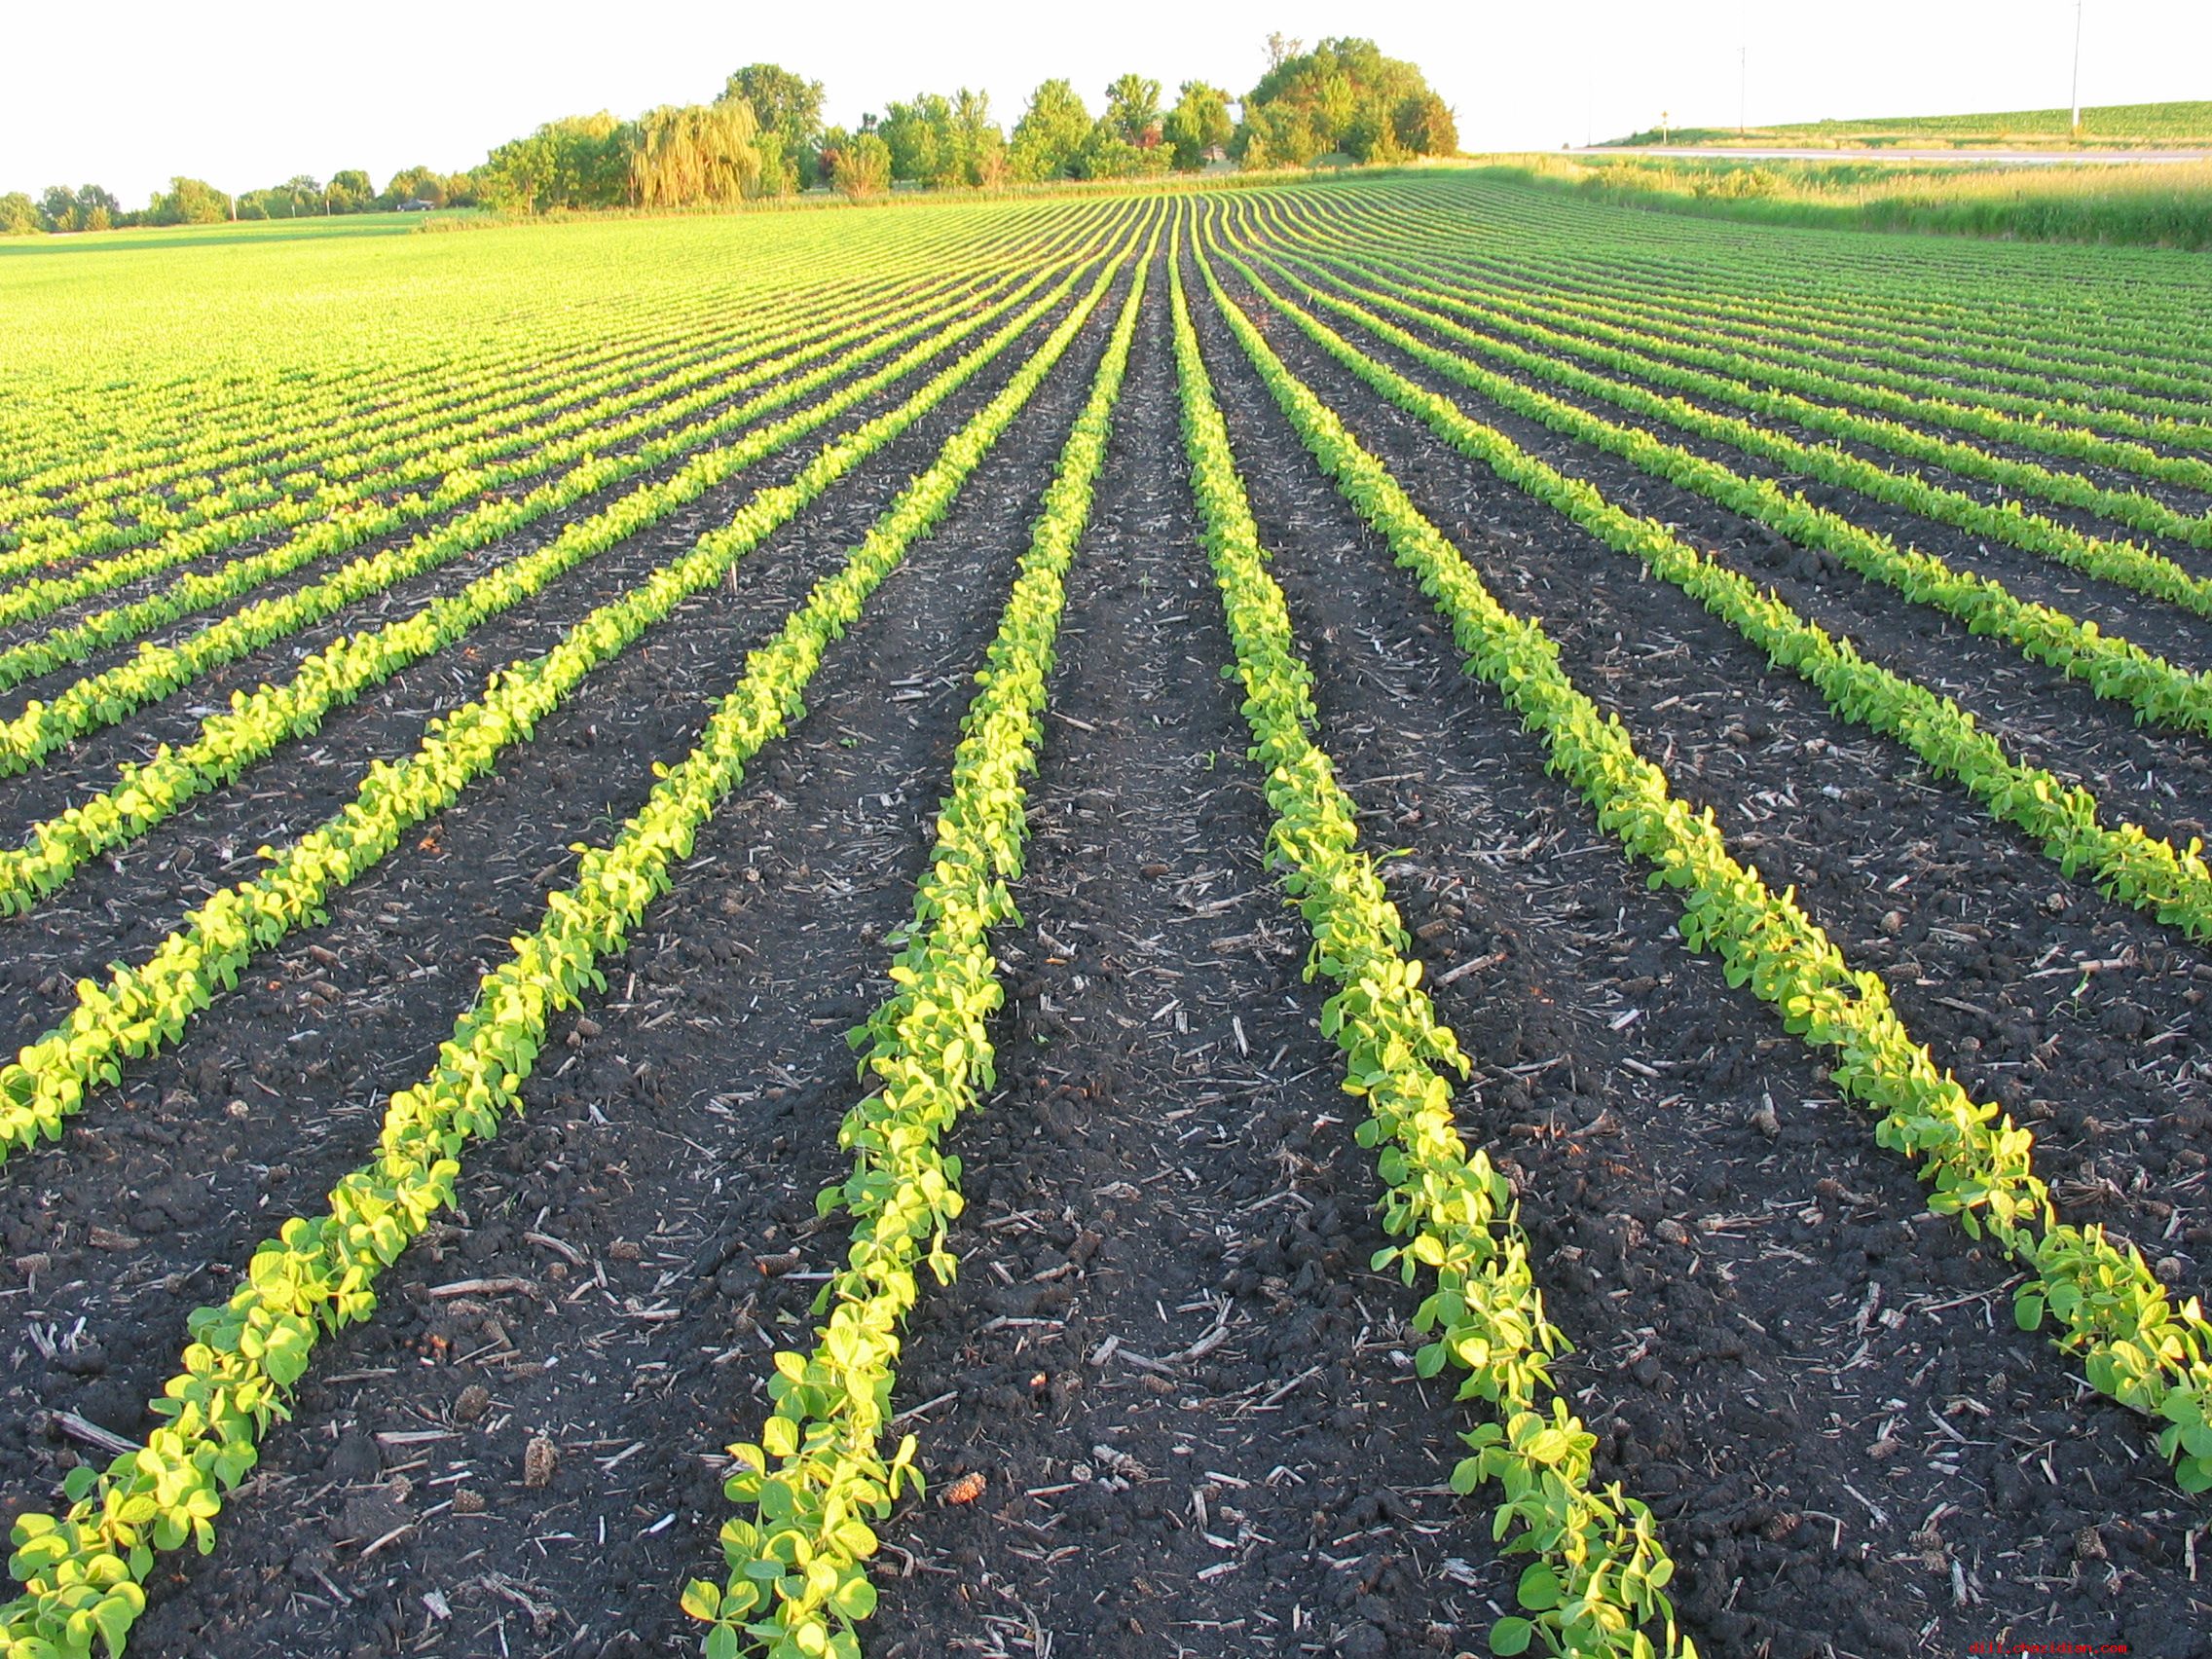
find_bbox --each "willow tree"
[629,100,764,209]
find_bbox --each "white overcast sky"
[3,1,2206,203]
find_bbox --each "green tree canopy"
[880,92,958,187]
[720,62,823,193]
[1009,79,1091,182]
[378,166,450,208]
[950,89,1009,187]
[477,112,632,211]
[69,184,120,230]
[328,169,374,212]
[630,100,764,209]
[829,131,892,200]
[0,193,40,235]
[1103,73,1162,145]
[1162,81,1235,169]
[1237,36,1456,166]
[148,176,232,225]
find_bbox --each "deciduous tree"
[720,63,823,194]
[830,132,892,200]
[630,101,763,209]
[147,176,232,225]
[1009,78,1091,182]
[1163,82,1235,169]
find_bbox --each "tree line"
[1,36,1456,234]
[0,167,484,235]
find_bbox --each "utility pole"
[1740,44,1748,135]
[2070,0,2084,131]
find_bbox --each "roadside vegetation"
[1491,152,2212,249]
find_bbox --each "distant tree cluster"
[0,38,1457,235]
[0,167,482,235]
[1235,36,1457,166]
[468,65,829,212]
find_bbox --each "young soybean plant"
[1173,230,1690,1659]
[0,234,1141,1659]
[685,220,1156,1659]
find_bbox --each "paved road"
[1565,146,2210,166]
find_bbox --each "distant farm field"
[1,172,2209,1658]
[1609,95,2212,148]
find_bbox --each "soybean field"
[1,170,2209,1659]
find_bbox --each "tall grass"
[1492,154,2212,250]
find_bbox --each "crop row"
[1175,230,1691,1659]
[0,207,1111,624]
[0,203,1098,495]
[688,217,1154,1659]
[0,253,978,629]
[0,223,914,515]
[0,203,1122,579]
[0,256,999,707]
[0,251,774,511]
[1307,187,2212,448]
[0,212,1103,706]
[0,220,1145,1659]
[1267,196,2212,553]
[1185,223,2212,1501]
[0,240,1118,926]
[1250,195,2212,620]
[1209,234,2212,952]
[0,279,844,579]
[1447,174,2212,376]
[1224,214,2212,727]
[0,241,1120,1162]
